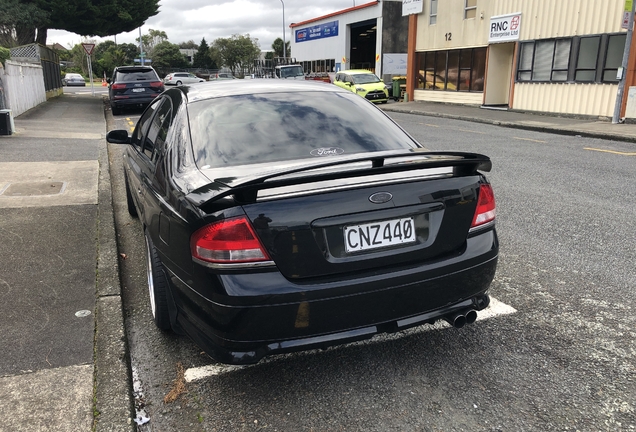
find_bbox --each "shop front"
[408,0,630,117]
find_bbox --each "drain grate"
[0,181,66,196]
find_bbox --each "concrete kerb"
[381,106,636,144]
[94,128,136,431]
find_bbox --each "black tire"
[176,80,182,85]
[112,106,121,116]
[124,174,138,218]
[145,233,172,330]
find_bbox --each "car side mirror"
[106,129,131,144]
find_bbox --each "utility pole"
[139,27,145,66]
[613,0,636,123]
[280,0,286,62]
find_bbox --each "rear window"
[115,69,158,82]
[188,91,419,168]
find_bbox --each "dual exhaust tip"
[443,309,478,329]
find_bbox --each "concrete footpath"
[0,93,134,432]
[0,94,634,432]
[382,100,636,144]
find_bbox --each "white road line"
[184,296,517,383]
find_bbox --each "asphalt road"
[107,108,635,431]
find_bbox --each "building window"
[517,39,571,82]
[518,33,626,84]
[464,0,477,19]
[575,36,600,82]
[430,0,438,25]
[603,34,627,82]
[416,48,486,92]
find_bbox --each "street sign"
[489,13,522,43]
[81,43,95,56]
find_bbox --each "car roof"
[115,66,155,72]
[179,80,348,103]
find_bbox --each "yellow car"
[333,69,389,103]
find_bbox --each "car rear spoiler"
[186,151,492,206]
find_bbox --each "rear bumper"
[166,229,498,365]
[110,95,160,108]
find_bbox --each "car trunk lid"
[190,151,492,280]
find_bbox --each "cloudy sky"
[48,0,364,51]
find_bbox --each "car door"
[126,99,163,220]
[344,75,356,92]
[135,98,174,232]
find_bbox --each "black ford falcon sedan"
[107,80,498,365]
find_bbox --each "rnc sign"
[489,13,522,43]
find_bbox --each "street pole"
[139,27,145,66]
[613,0,636,124]
[87,54,94,97]
[280,0,286,62]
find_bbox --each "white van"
[274,65,305,80]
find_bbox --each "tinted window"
[188,91,419,168]
[115,69,158,81]
[131,99,161,150]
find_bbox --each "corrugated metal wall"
[494,0,625,40]
[416,0,625,51]
[493,0,625,39]
[413,0,626,116]
[513,83,618,116]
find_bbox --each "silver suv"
[164,72,205,85]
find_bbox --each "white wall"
[2,61,46,117]
[290,3,383,70]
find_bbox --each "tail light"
[191,216,270,264]
[471,184,496,229]
[149,81,164,89]
[111,83,126,90]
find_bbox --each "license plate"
[344,217,416,253]
[132,88,145,93]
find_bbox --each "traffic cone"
[101,78,107,87]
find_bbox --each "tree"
[193,38,215,69]
[151,41,188,74]
[1,0,159,46]
[0,0,49,47]
[178,40,198,50]
[118,43,139,64]
[96,46,128,78]
[0,47,10,66]
[93,41,136,77]
[213,34,260,77]
[136,28,168,59]
[271,38,290,58]
[94,40,116,60]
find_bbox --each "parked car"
[273,65,305,80]
[164,72,206,85]
[333,69,389,103]
[62,73,86,86]
[210,72,237,80]
[106,80,498,365]
[107,66,164,115]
